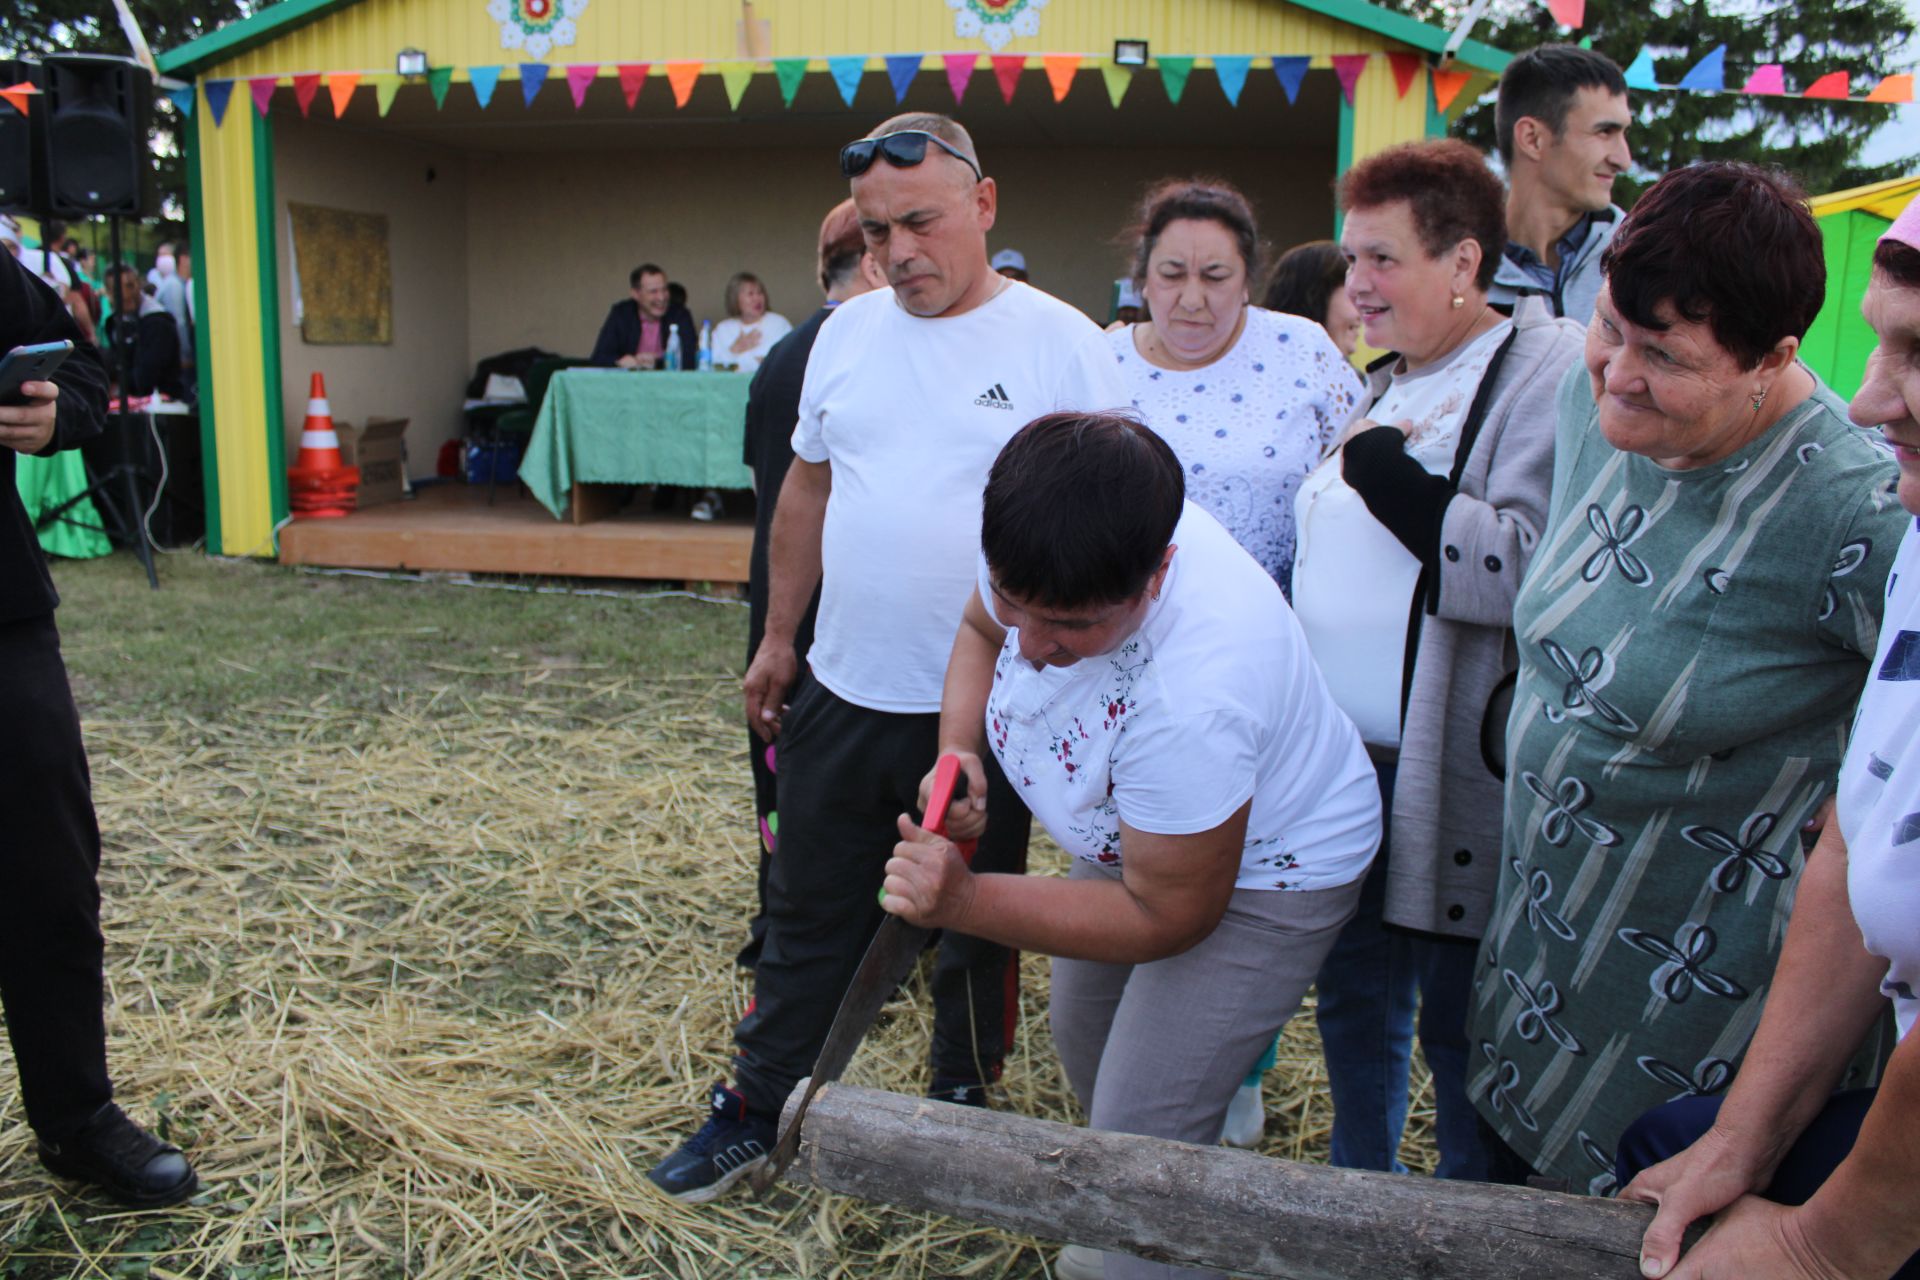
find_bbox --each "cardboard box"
[336,417,410,508]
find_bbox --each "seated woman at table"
[712,273,792,374]
[883,411,1380,1280]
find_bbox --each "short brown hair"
[1338,139,1506,291]
[1601,162,1823,371]
[1126,177,1262,287]
[818,198,865,291]
[723,271,766,318]
[864,112,981,179]
[1263,240,1347,326]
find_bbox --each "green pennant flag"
[1156,56,1195,104]
[374,75,401,116]
[719,61,754,110]
[427,66,453,109]
[773,57,808,106]
[1099,59,1133,107]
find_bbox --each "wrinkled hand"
[1623,1126,1773,1279]
[730,329,759,355]
[916,751,989,843]
[0,380,58,455]
[1644,1196,1849,1280]
[743,638,798,742]
[882,814,976,929]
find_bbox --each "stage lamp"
[395,48,429,79]
[1113,39,1150,67]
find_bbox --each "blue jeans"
[1312,761,1488,1180]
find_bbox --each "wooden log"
[781,1081,1673,1279]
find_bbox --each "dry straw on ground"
[0,669,1433,1277]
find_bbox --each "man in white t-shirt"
[647,112,1127,1204]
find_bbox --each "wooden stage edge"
[279,484,752,585]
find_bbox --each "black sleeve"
[588,303,625,367]
[1340,425,1457,571]
[2,256,106,456]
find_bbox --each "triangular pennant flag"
[617,63,649,108]
[469,65,502,108]
[249,75,277,115]
[1043,54,1080,102]
[566,64,598,108]
[204,78,235,126]
[1100,59,1133,107]
[665,61,703,107]
[1271,55,1310,104]
[520,62,549,107]
[827,56,865,106]
[1386,52,1422,99]
[1330,54,1368,106]
[944,53,977,103]
[1803,70,1850,99]
[885,54,921,103]
[992,54,1024,103]
[1546,0,1585,27]
[1431,68,1472,113]
[328,72,360,118]
[772,58,807,106]
[719,62,754,110]
[373,75,401,116]
[1742,64,1785,94]
[0,82,38,116]
[1212,55,1251,105]
[293,73,322,116]
[427,66,453,108]
[1622,48,1659,90]
[1157,55,1194,104]
[165,85,195,116]
[1865,73,1915,103]
[1676,45,1725,92]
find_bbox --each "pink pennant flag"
[292,73,322,116]
[617,63,649,108]
[249,76,277,115]
[1803,70,1850,99]
[1742,64,1786,94]
[1546,0,1585,27]
[566,63,598,108]
[992,54,1024,104]
[327,73,359,118]
[1331,54,1369,106]
[944,52,977,103]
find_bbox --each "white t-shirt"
[32,247,72,293]
[978,502,1379,891]
[1106,307,1364,596]
[793,280,1128,713]
[1291,321,1513,748]
[713,311,793,374]
[1837,516,1920,1042]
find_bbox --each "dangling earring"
[1750,388,1768,412]
[1450,295,1465,310]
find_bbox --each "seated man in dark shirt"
[101,266,189,403]
[589,263,698,370]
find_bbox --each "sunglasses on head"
[839,130,984,184]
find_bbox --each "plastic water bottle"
[663,325,682,372]
[698,321,714,372]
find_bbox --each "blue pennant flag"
[1676,44,1726,91]
[1271,56,1310,104]
[165,85,195,116]
[469,65,502,108]
[1622,47,1660,90]
[203,78,234,125]
[520,61,550,106]
[828,56,865,106]
[885,55,921,103]
[1213,56,1252,105]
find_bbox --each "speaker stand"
[72,215,160,589]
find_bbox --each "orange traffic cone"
[287,372,360,519]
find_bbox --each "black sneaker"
[646,1083,776,1203]
[37,1103,198,1209]
[928,1076,991,1108]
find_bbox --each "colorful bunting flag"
[293,72,322,116]
[665,61,703,108]
[1676,45,1725,92]
[1043,54,1080,102]
[1157,55,1194,105]
[566,63,598,108]
[373,75,400,117]
[1271,55,1310,104]
[249,76,277,116]
[1742,64,1785,94]
[520,62,549,107]
[944,53,977,103]
[1330,54,1368,105]
[1546,0,1585,27]
[1099,59,1133,107]
[204,78,235,126]
[1431,68,1472,113]
[427,66,453,109]
[1622,48,1659,90]
[469,65,502,108]
[165,85,195,116]
[1803,70,1850,99]
[1386,52,1422,99]
[885,54,921,103]
[1865,73,1915,103]
[1212,55,1251,106]
[827,56,865,106]
[992,54,1023,103]
[719,62,754,109]
[773,58,807,106]
[328,72,360,118]
[0,82,39,116]
[617,63,649,108]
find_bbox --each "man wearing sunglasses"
[649,113,1127,1203]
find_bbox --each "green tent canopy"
[1804,176,1919,400]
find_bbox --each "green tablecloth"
[15,449,111,559]
[520,369,755,519]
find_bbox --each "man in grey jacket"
[1488,45,1631,323]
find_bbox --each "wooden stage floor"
[279,484,752,584]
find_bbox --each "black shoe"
[928,1076,991,1108]
[37,1103,199,1209]
[646,1083,776,1203]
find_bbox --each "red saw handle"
[921,753,979,865]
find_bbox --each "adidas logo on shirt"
[974,383,1015,410]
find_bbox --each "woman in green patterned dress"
[1468,161,1909,1190]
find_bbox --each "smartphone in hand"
[0,340,76,406]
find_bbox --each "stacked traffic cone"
[287,372,360,519]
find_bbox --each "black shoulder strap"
[1446,326,1521,488]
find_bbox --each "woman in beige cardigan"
[1290,138,1585,1179]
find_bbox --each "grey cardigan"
[1366,297,1585,939]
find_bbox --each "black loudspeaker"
[0,59,44,212]
[41,53,152,218]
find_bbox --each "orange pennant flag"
[0,82,36,115]
[1431,68,1473,113]
[665,61,703,107]
[1043,54,1080,101]
[328,73,360,117]
[1803,70,1850,99]
[1865,73,1914,103]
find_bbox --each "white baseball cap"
[991,247,1027,273]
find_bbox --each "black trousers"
[733,676,1031,1117]
[0,613,112,1139]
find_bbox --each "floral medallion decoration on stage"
[948,0,1048,51]
[487,0,587,61]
